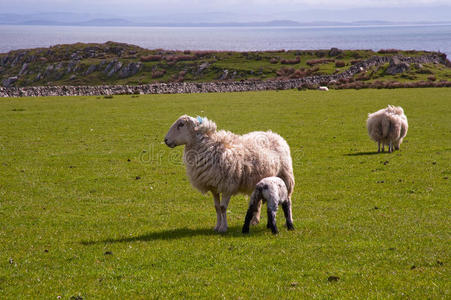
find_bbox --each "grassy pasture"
[0,88,450,299]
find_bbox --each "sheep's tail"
[249,187,263,208]
[400,122,407,138]
[278,169,295,198]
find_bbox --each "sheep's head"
[386,105,405,115]
[164,115,217,148]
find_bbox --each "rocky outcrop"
[328,48,343,57]
[0,54,448,95]
[118,62,142,78]
[385,57,410,75]
[2,77,18,88]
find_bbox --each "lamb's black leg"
[242,205,255,234]
[267,209,278,234]
[282,201,294,231]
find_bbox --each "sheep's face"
[165,115,197,148]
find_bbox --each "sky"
[1,0,451,22]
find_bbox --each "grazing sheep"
[367,105,408,153]
[385,105,409,150]
[242,177,294,234]
[164,115,295,233]
[318,86,329,91]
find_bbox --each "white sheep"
[318,86,329,91]
[242,177,294,234]
[164,115,295,233]
[367,105,408,152]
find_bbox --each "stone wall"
[0,54,446,98]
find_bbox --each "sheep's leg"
[282,200,294,231]
[218,194,231,233]
[250,200,262,225]
[381,144,385,152]
[242,202,258,234]
[213,192,221,232]
[388,142,392,153]
[377,141,380,153]
[267,206,278,234]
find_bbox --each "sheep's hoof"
[250,217,260,226]
[217,226,228,233]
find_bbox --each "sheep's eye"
[177,122,184,129]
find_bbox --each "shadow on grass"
[344,151,390,156]
[80,225,266,245]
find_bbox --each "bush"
[276,67,295,77]
[335,61,346,68]
[378,49,399,54]
[193,51,216,58]
[306,59,334,66]
[165,55,196,62]
[151,69,166,78]
[427,75,437,81]
[281,57,300,65]
[351,60,362,65]
[140,55,162,62]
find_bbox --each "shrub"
[335,61,346,68]
[351,52,362,59]
[151,69,166,78]
[378,49,399,54]
[351,60,362,65]
[140,55,162,62]
[290,69,307,78]
[193,51,216,58]
[165,55,196,62]
[183,50,191,54]
[276,67,295,77]
[281,57,300,65]
[306,59,334,66]
[315,51,327,58]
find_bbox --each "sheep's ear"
[193,116,204,131]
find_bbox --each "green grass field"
[1,88,450,299]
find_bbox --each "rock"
[107,61,123,77]
[55,62,64,71]
[84,64,97,76]
[329,47,343,57]
[198,62,209,73]
[104,60,117,74]
[386,57,410,75]
[11,52,25,66]
[118,62,141,78]
[219,69,229,80]
[2,76,18,87]
[19,63,28,76]
[66,61,77,73]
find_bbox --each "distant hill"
[1,13,449,27]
